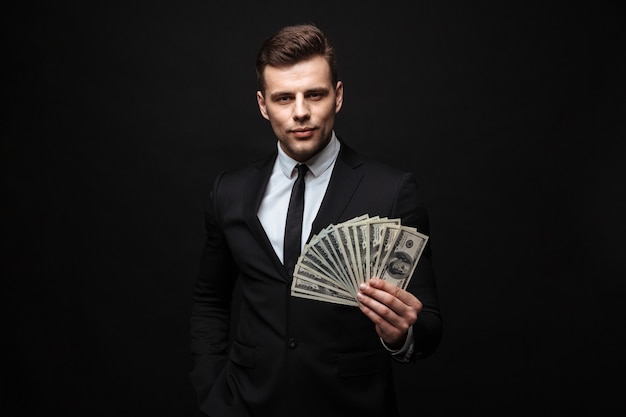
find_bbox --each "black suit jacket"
[190,140,442,417]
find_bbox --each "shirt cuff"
[380,326,414,363]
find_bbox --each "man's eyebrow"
[306,87,330,94]
[269,87,330,100]
[269,91,291,100]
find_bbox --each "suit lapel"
[309,142,364,238]
[242,153,286,274]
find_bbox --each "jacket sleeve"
[391,171,443,361]
[189,171,239,408]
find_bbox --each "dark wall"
[3,1,624,416]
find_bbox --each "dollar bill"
[367,217,401,279]
[377,226,428,289]
[321,230,354,288]
[334,225,360,290]
[373,224,400,278]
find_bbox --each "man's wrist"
[381,326,414,362]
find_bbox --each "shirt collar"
[277,131,340,179]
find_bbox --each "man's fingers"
[360,278,422,322]
[367,277,413,305]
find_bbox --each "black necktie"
[284,163,309,277]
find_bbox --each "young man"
[190,23,442,417]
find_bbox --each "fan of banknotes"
[290,214,429,306]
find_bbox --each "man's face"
[256,55,343,162]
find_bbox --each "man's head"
[255,24,343,162]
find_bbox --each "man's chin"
[285,143,321,161]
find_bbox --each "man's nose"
[293,96,310,120]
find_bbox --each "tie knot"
[296,164,309,177]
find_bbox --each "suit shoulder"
[213,153,275,187]
[341,143,413,179]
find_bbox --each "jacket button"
[288,338,297,349]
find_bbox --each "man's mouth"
[291,127,315,138]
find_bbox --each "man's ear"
[257,91,270,120]
[335,81,344,113]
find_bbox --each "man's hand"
[357,277,422,349]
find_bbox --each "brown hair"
[255,23,338,93]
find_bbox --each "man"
[190,23,442,417]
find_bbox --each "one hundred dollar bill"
[377,226,428,289]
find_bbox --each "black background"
[3,1,625,416]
